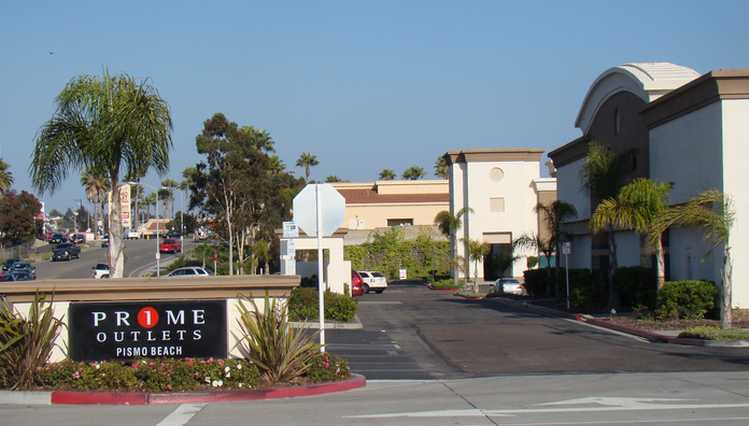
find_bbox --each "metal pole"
[316,184,325,352]
[565,252,570,311]
[156,196,161,278]
[180,192,184,253]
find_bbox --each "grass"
[678,326,749,341]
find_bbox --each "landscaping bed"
[427,278,464,291]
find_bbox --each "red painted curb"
[50,375,366,405]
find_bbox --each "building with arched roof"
[549,62,749,308]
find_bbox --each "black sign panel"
[69,300,227,361]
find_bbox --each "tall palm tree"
[378,168,396,180]
[31,71,172,278]
[655,190,735,328]
[592,178,671,291]
[296,152,318,182]
[0,158,13,193]
[161,178,179,219]
[466,239,489,292]
[80,169,110,237]
[402,166,425,180]
[581,142,622,307]
[435,207,473,285]
[434,155,449,179]
[144,192,158,219]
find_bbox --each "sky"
[1,0,748,212]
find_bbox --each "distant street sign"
[282,221,299,238]
[292,184,345,238]
[562,241,572,255]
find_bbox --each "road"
[34,239,192,279]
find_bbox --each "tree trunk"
[721,247,733,329]
[265,260,270,275]
[656,235,666,290]
[109,181,125,278]
[227,217,233,276]
[607,227,618,309]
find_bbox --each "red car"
[351,270,364,297]
[159,238,182,254]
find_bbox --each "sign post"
[292,184,345,352]
[562,241,571,310]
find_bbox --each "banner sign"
[68,300,227,361]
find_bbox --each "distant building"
[548,62,749,307]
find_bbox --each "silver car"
[167,267,212,277]
[495,277,526,296]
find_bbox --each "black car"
[101,235,109,248]
[8,261,36,279]
[49,233,67,244]
[52,242,81,261]
[2,258,20,272]
[0,271,33,282]
[71,233,86,244]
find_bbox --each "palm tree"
[80,169,110,237]
[296,152,318,182]
[435,207,473,285]
[31,71,172,278]
[513,233,554,268]
[655,190,735,328]
[254,239,271,275]
[466,239,489,292]
[161,178,179,219]
[0,158,13,193]
[581,142,622,307]
[378,168,396,180]
[434,155,449,179]
[536,201,578,269]
[325,175,344,183]
[144,192,158,219]
[402,166,425,180]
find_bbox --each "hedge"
[523,267,608,311]
[614,267,657,309]
[288,288,357,322]
[655,280,718,320]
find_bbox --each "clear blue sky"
[1,0,748,211]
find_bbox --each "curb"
[290,315,363,330]
[426,284,461,292]
[2,375,366,406]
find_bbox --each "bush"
[429,278,464,289]
[615,267,656,309]
[679,326,749,341]
[655,280,717,320]
[288,288,357,322]
[306,352,351,383]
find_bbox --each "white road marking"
[157,403,205,426]
[564,318,649,342]
[488,417,749,426]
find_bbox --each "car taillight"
[352,274,362,286]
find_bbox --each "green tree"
[378,168,396,180]
[160,178,179,219]
[80,169,110,236]
[31,71,172,278]
[434,155,449,179]
[435,208,473,285]
[580,142,622,307]
[143,192,158,219]
[466,239,489,292]
[0,158,13,193]
[402,166,425,180]
[655,190,735,328]
[536,201,577,269]
[296,152,319,182]
[512,233,554,268]
[325,175,346,183]
[591,178,671,291]
[0,191,42,247]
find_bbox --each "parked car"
[101,235,109,248]
[159,238,182,254]
[71,233,86,244]
[357,271,388,294]
[127,230,140,239]
[495,277,526,296]
[8,261,36,279]
[52,242,81,261]
[0,271,34,282]
[92,263,110,279]
[2,258,20,271]
[167,267,211,277]
[49,233,67,244]
[351,270,364,297]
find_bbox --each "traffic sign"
[282,221,299,238]
[562,241,571,255]
[292,184,345,237]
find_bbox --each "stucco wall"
[615,231,641,267]
[556,158,590,220]
[568,234,592,269]
[344,203,448,230]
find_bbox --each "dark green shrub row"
[614,267,657,309]
[523,268,609,311]
[429,278,465,289]
[288,288,357,322]
[655,280,717,320]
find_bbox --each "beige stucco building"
[549,62,749,307]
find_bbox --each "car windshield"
[163,239,175,244]
[13,262,30,268]
[95,264,109,270]
[372,272,384,277]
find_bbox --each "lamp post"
[129,182,165,278]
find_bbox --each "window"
[387,218,413,227]
[359,272,371,278]
[614,108,622,135]
[372,272,384,278]
[490,197,505,212]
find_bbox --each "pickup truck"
[52,242,81,262]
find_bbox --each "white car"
[496,277,526,296]
[127,230,140,239]
[92,263,110,279]
[167,267,212,277]
[357,271,388,293]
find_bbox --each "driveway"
[328,281,749,379]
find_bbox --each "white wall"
[721,99,749,307]
[556,158,590,220]
[615,231,641,267]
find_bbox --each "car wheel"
[375,289,384,294]
[362,284,370,293]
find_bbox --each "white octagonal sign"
[292,184,345,237]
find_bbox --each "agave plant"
[0,294,64,389]
[236,294,318,384]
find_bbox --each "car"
[101,235,109,248]
[495,277,526,296]
[49,233,67,244]
[52,242,81,261]
[1,271,34,282]
[159,238,182,254]
[357,271,388,294]
[351,270,364,297]
[8,261,36,279]
[127,230,140,239]
[71,233,86,244]
[92,263,110,279]
[167,267,211,277]
[2,258,20,272]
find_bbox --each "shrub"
[655,280,717,320]
[237,295,318,384]
[288,288,357,322]
[429,278,464,289]
[614,267,656,309]
[0,295,64,390]
[306,352,351,383]
[679,326,749,341]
